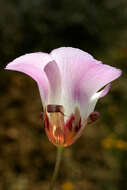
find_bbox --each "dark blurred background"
[0,0,126,190]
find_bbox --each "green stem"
[49,147,64,190]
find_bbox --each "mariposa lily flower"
[5,47,122,147]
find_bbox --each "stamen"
[44,105,83,146]
[75,118,81,132]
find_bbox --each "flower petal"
[50,47,98,115]
[86,84,111,116]
[99,84,111,98]
[51,47,122,118]
[5,52,53,103]
[73,64,121,120]
[79,83,113,125]
[44,60,62,104]
[50,47,95,88]
[79,62,122,98]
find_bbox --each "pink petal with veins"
[50,47,96,92]
[79,62,122,98]
[50,47,100,114]
[5,52,53,103]
[51,47,121,101]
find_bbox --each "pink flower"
[5,47,122,146]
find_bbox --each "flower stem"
[49,147,64,190]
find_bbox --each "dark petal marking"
[75,118,81,132]
[44,114,49,130]
[65,114,75,131]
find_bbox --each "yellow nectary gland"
[43,105,82,147]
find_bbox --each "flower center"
[43,105,83,146]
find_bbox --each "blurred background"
[0,0,126,189]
